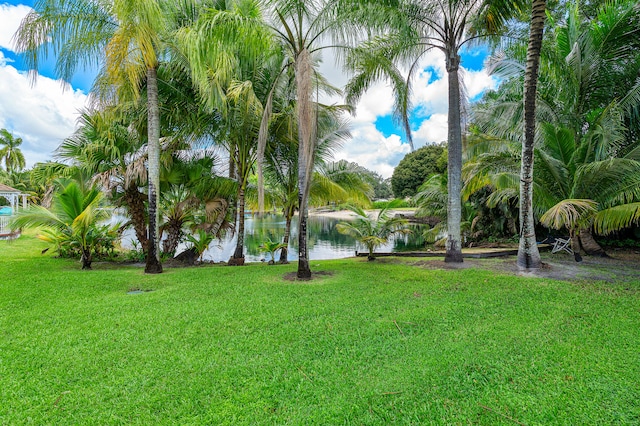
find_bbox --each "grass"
[1,235,639,425]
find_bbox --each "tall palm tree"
[15,0,204,273]
[259,107,364,263]
[517,0,546,269]
[255,0,390,278]
[0,129,26,173]
[469,0,640,258]
[345,0,520,263]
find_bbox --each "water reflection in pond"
[121,213,426,262]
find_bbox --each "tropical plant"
[336,201,411,260]
[0,129,26,173]
[258,107,364,263]
[253,0,392,278]
[184,228,215,263]
[469,0,640,258]
[9,180,111,269]
[258,238,287,264]
[516,0,547,269]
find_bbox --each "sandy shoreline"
[309,209,416,220]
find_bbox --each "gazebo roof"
[0,184,21,193]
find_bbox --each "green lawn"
[1,236,639,425]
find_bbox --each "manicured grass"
[1,235,639,425]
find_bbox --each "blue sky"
[0,1,496,177]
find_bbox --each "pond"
[120,213,427,262]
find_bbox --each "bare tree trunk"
[279,213,292,264]
[232,185,245,260]
[517,0,546,271]
[579,228,607,256]
[445,49,463,263]
[162,221,183,256]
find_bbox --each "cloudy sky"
[0,1,497,178]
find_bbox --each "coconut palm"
[469,0,640,257]
[515,0,547,269]
[10,180,110,269]
[259,238,287,264]
[0,129,26,173]
[336,201,411,261]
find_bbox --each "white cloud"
[413,113,448,148]
[0,51,88,167]
[0,4,31,52]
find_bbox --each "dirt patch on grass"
[407,249,640,284]
[283,270,334,282]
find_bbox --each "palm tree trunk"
[517,0,546,271]
[124,186,148,252]
[570,230,582,262]
[279,212,292,264]
[445,50,463,263]
[579,228,607,256]
[145,66,163,274]
[295,48,316,279]
[233,185,245,259]
[162,221,183,256]
[81,247,92,270]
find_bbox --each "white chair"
[551,237,573,255]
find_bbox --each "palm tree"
[345,0,520,264]
[258,104,364,263]
[469,0,640,258]
[0,129,26,173]
[255,0,391,278]
[517,0,547,270]
[336,201,411,261]
[57,107,150,251]
[10,180,109,269]
[15,0,205,274]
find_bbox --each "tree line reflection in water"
[122,213,427,262]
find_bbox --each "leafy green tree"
[391,144,447,198]
[10,180,110,269]
[0,129,26,173]
[336,201,411,261]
